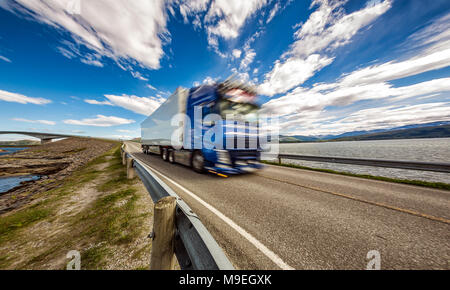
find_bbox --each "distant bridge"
[0,131,85,144]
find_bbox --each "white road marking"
[129,144,294,270]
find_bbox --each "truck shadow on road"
[134,152,260,182]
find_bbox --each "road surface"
[125,142,450,269]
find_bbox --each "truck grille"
[229,150,260,165]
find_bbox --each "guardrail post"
[150,196,177,270]
[122,151,127,166]
[278,156,281,165]
[126,157,136,179]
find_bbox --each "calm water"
[0,147,28,156]
[0,175,40,193]
[0,147,40,194]
[276,138,450,183]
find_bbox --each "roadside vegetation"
[262,160,450,191]
[0,145,154,269]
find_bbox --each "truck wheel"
[192,151,205,173]
[168,150,175,164]
[162,148,169,161]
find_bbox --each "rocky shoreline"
[0,138,117,214]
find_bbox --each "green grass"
[0,205,51,243]
[73,185,143,269]
[81,246,111,270]
[0,255,10,268]
[0,142,152,269]
[262,160,450,191]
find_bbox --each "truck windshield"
[218,99,259,122]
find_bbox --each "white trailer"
[141,87,188,151]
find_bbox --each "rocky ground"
[0,138,116,214]
[0,145,155,269]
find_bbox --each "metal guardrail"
[121,145,234,270]
[276,154,450,173]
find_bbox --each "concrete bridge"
[0,131,82,144]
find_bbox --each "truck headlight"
[216,150,231,164]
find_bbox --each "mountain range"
[280,121,450,143]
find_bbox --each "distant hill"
[0,139,41,146]
[279,121,450,143]
[333,125,450,141]
[279,135,319,142]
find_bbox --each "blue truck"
[141,80,263,175]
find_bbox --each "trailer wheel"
[168,150,175,164]
[192,151,205,173]
[162,148,169,161]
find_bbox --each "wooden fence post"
[150,196,177,270]
[126,157,136,179]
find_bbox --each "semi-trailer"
[140,80,263,175]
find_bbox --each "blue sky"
[0,0,449,140]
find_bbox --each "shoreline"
[0,145,155,269]
[0,138,117,214]
[262,160,450,190]
[0,175,41,196]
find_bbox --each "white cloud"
[340,43,450,87]
[202,76,218,85]
[404,12,450,54]
[2,0,169,70]
[104,94,166,116]
[110,134,135,140]
[80,58,103,68]
[173,1,267,57]
[193,76,219,87]
[266,2,280,24]
[84,99,113,106]
[178,0,210,23]
[296,102,450,136]
[262,77,450,116]
[259,0,392,96]
[0,55,11,63]
[12,118,56,125]
[232,49,242,59]
[131,71,149,81]
[240,49,256,70]
[258,54,334,96]
[64,115,135,127]
[146,84,157,90]
[262,12,450,119]
[260,15,450,133]
[56,40,104,67]
[205,0,268,45]
[0,89,51,105]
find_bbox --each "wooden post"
[150,196,177,270]
[126,157,136,179]
[122,151,126,165]
[278,157,281,165]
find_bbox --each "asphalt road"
[125,142,450,269]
